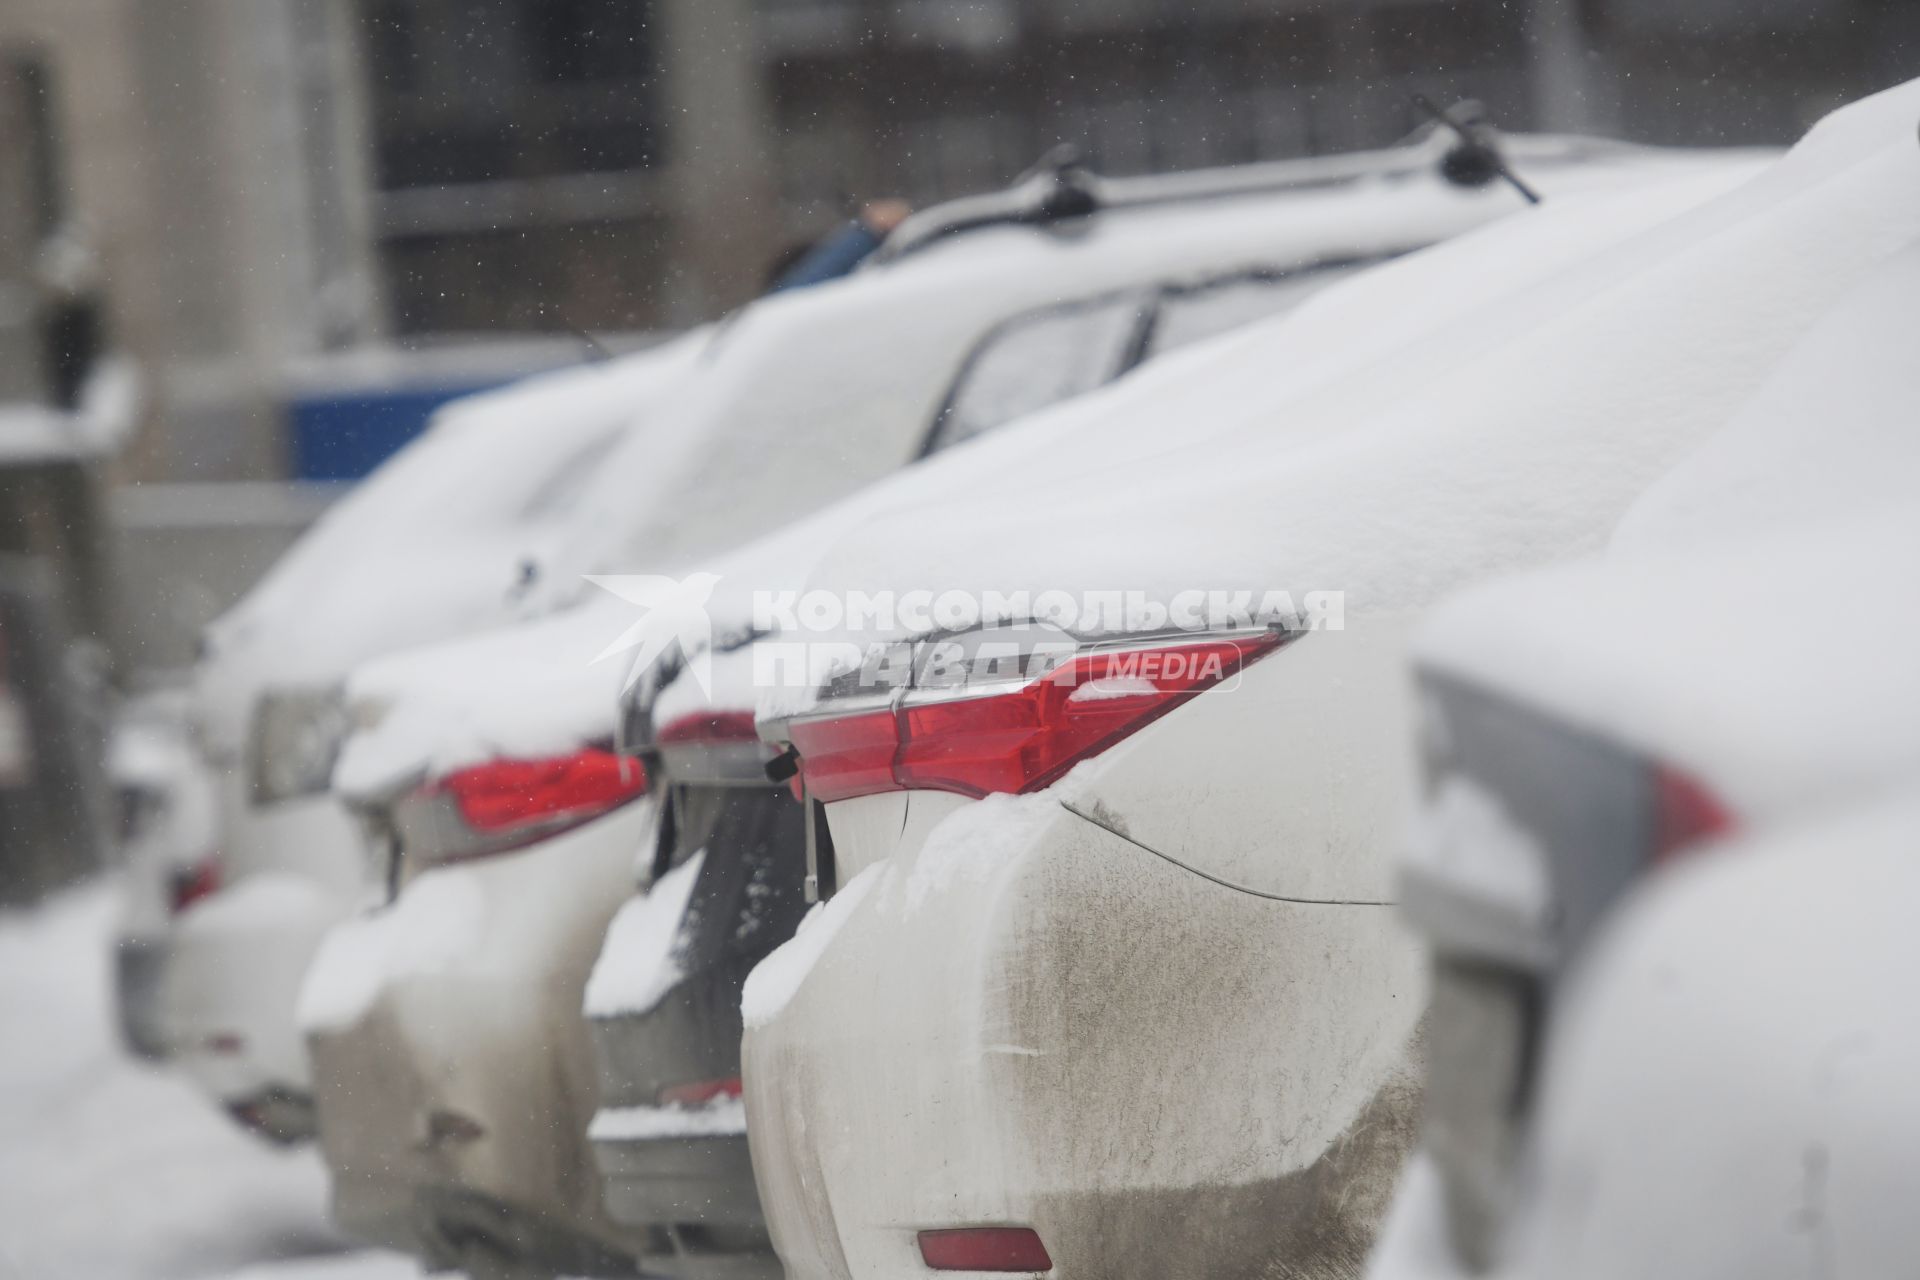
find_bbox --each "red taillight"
[917,1227,1053,1272]
[1651,764,1736,863]
[657,710,761,745]
[657,1076,744,1107]
[792,633,1284,802]
[436,748,646,835]
[168,856,221,915]
[789,706,901,802]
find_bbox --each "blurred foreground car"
[173,338,705,1136]
[568,132,1758,1280]
[1374,213,1920,1276]
[742,89,1912,1280]
[302,126,1704,1280]
[1484,786,1920,1280]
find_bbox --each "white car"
[740,88,1911,1280]
[1483,785,1920,1280]
[302,129,1702,1279]
[1370,130,1920,1273]
[172,337,705,1136]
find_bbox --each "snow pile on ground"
[582,850,704,1018]
[0,878,412,1280]
[587,1095,748,1143]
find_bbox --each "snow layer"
[195,333,708,754]
[1414,226,1920,818]
[587,1095,748,1142]
[541,138,1736,604]
[615,155,1765,730]
[786,83,1919,665]
[1401,775,1552,931]
[581,849,704,1018]
[331,591,640,795]
[0,879,409,1280]
[897,792,1062,916]
[351,139,1760,783]
[295,868,486,1034]
[1414,507,1920,823]
[740,863,885,1030]
[1499,788,1920,1280]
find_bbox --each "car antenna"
[1413,95,1542,205]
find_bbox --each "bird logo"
[586,572,724,696]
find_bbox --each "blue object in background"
[287,379,515,482]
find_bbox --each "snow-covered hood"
[782,82,1920,678]
[194,334,709,754]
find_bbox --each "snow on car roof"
[534,136,1747,601]
[1413,246,1920,818]
[202,329,711,688]
[633,156,1770,727]
[337,139,1768,778]
[779,81,1920,710]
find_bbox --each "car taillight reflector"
[791,633,1284,802]
[437,748,646,834]
[1651,764,1736,864]
[658,1077,744,1107]
[168,856,221,915]
[657,710,761,745]
[917,1227,1053,1272]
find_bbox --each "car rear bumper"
[159,871,346,1129]
[594,1130,759,1230]
[744,798,1425,1280]
[303,802,657,1271]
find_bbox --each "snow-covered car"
[571,132,1757,1280]
[300,127,1704,1280]
[107,692,220,1061]
[172,337,705,1137]
[1472,785,1920,1280]
[1371,224,1920,1276]
[738,90,1910,1280]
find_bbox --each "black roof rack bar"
[874,106,1633,264]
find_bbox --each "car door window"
[926,292,1150,454]
[1143,266,1366,360]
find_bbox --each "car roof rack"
[872,104,1639,265]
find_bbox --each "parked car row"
[121,82,1920,1280]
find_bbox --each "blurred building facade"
[362,0,1920,337]
[4,0,1919,483]
[0,0,382,481]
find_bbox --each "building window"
[525,0,656,83]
